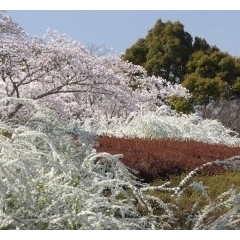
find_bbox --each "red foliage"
[96,136,240,182]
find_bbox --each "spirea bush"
[0,98,240,230]
[89,105,240,147]
[0,97,177,230]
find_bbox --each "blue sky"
[1,0,240,57]
[4,4,240,57]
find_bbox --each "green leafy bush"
[166,96,194,114]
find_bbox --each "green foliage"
[186,49,240,85]
[184,46,240,103]
[217,53,239,85]
[0,129,12,138]
[122,19,193,83]
[166,96,194,114]
[122,38,148,66]
[182,73,228,105]
[123,18,240,103]
[192,37,211,52]
[186,50,220,79]
[232,77,240,98]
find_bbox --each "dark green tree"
[122,38,148,66]
[185,50,217,78]
[192,37,211,52]
[123,18,240,103]
[182,73,228,105]
[232,77,240,98]
[185,47,240,100]
[186,49,240,84]
[122,19,193,83]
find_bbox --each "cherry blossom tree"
[0,13,190,126]
[0,11,24,39]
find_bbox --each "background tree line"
[122,19,240,133]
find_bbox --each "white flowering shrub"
[141,156,240,230]
[180,157,240,230]
[0,97,177,230]
[91,105,240,147]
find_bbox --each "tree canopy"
[123,19,193,83]
[0,13,189,124]
[122,19,240,106]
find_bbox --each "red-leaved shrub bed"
[96,136,240,182]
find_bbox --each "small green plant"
[166,96,194,114]
[0,129,12,138]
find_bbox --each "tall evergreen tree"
[123,18,240,103]
[122,19,193,83]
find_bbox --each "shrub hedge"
[96,136,240,182]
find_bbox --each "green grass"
[146,170,240,229]
[110,171,240,229]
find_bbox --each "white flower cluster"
[0,98,174,230]
[92,105,240,147]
